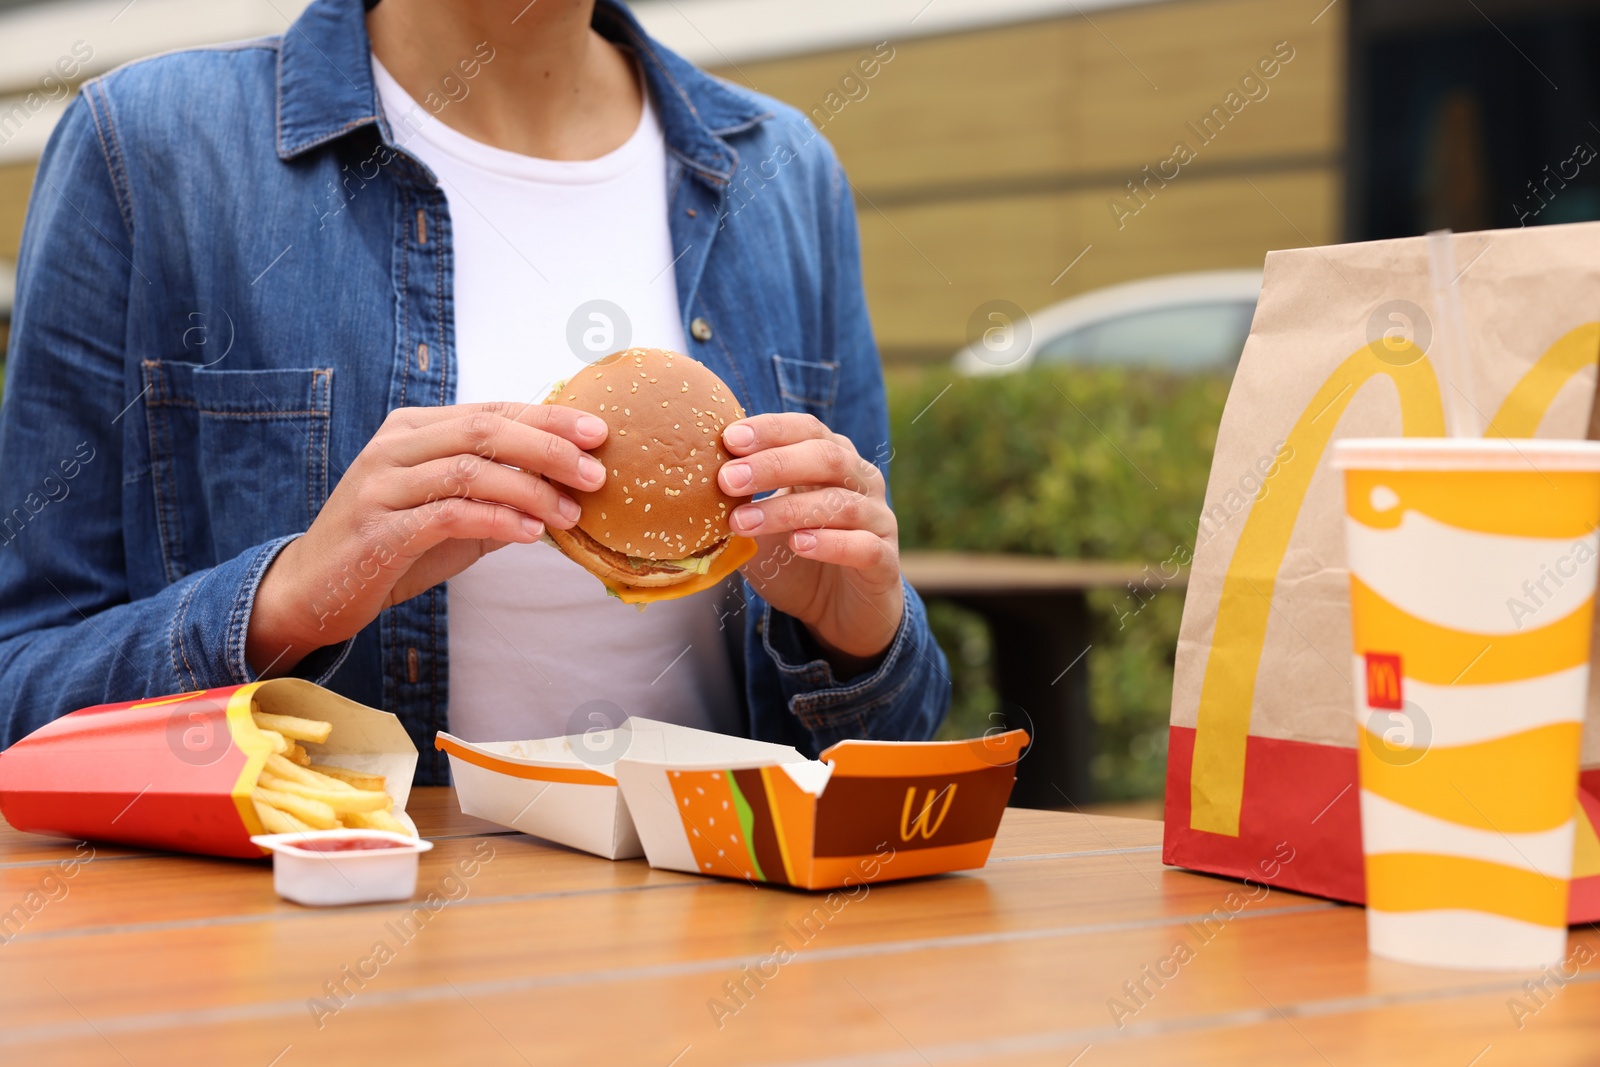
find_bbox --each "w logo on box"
[1365,653,1403,709]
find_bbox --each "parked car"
[953,270,1262,376]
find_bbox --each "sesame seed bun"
[543,348,748,589]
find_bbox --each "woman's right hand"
[245,401,608,677]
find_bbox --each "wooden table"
[1,788,1595,1065]
[900,552,1187,809]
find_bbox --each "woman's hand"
[246,402,608,676]
[718,413,904,677]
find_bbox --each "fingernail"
[723,423,754,449]
[731,504,762,532]
[792,530,817,552]
[557,495,581,521]
[579,455,605,484]
[721,462,752,491]
[577,415,607,437]
[522,517,544,539]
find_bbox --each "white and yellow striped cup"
[1334,438,1600,970]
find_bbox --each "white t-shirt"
[372,58,742,743]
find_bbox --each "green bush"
[884,365,1230,800]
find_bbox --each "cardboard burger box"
[440,718,1028,888]
[0,679,418,859]
[436,718,803,860]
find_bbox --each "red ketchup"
[293,835,409,852]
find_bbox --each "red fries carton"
[0,680,417,859]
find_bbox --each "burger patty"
[565,524,727,576]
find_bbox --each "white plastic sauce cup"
[251,829,434,907]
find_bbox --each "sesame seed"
[624,408,630,416]
[594,372,603,378]
[645,504,652,512]
[601,512,607,519]
[619,430,627,436]
[625,497,634,504]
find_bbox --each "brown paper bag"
[1162,220,1600,921]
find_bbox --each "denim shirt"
[0,0,950,781]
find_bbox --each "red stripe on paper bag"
[1165,728,1600,924]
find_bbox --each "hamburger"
[543,348,751,594]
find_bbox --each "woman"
[0,0,948,780]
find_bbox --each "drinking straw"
[1425,229,1484,439]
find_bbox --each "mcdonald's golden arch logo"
[1365,652,1403,709]
[1191,323,1600,838]
[900,784,958,841]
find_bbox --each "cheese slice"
[605,536,760,605]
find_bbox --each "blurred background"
[3,0,1598,813]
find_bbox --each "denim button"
[690,317,713,342]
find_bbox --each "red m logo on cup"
[1365,653,1403,709]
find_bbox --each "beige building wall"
[0,0,1347,366]
[713,0,1347,362]
[0,164,32,269]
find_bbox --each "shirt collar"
[276,0,772,186]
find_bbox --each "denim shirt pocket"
[771,354,840,423]
[141,361,332,580]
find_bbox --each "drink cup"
[1333,437,1600,969]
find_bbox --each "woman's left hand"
[718,413,904,676]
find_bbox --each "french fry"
[257,774,392,813]
[250,713,411,837]
[256,729,289,755]
[343,809,413,836]
[251,710,333,745]
[306,763,386,792]
[253,786,339,830]
[253,799,314,835]
[266,753,355,791]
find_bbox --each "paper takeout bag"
[1163,220,1600,922]
[0,679,417,859]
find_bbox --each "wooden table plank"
[0,848,1327,1018]
[2,788,1595,1066]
